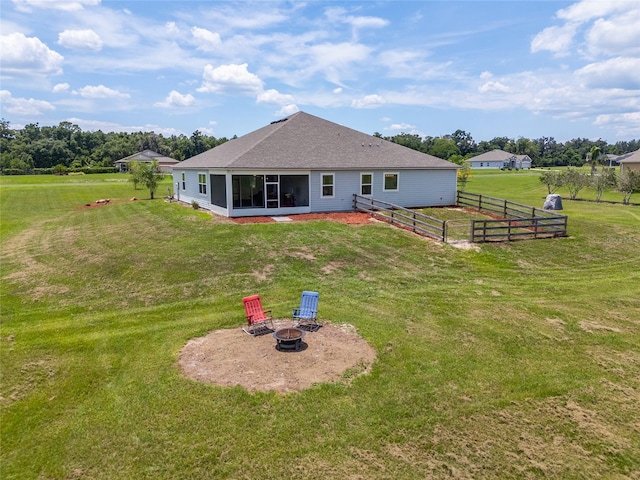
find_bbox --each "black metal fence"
[353,192,568,243]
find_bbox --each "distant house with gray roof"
[617,149,640,173]
[115,150,179,173]
[467,149,531,170]
[172,111,459,218]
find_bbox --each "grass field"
[1,172,639,479]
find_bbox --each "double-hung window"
[198,173,207,195]
[383,172,399,192]
[321,173,334,198]
[360,173,373,196]
[181,172,186,190]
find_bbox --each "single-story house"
[172,111,459,218]
[605,153,621,167]
[617,149,640,173]
[467,149,531,170]
[115,150,179,173]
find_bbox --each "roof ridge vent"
[270,117,289,125]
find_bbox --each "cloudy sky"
[1,0,639,143]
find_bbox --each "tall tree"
[589,145,602,176]
[451,129,476,156]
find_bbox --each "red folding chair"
[242,295,274,335]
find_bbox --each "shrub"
[191,200,199,210]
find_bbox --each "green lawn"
[1,173,639,479]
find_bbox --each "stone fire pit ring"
[273,327,306,351]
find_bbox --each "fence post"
[504,199,508,217]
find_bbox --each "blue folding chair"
[292,291,321,330]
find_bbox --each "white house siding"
[469,161,506,169]
[173,170,216,211]
[174,168,457,216]
[375,169,457,207]
[309,169,457,213]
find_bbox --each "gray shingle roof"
[468,149,517,162]
[176,111,458,170]
[115,150,179,164]
[618,148,640,164]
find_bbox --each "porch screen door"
[266,175,279,208]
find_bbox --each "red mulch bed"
[73,200,373,226]
[231,212,373,225]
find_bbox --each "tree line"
[377,130,639,167]
[1,118,639,174]
[0,118,230,174]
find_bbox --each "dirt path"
[178,320,376,393]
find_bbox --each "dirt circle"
[178,320,377,393]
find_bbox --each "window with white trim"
[198,173,207,195]
[360,173,373,196]
[181,172,185,190]
[321,173,334,198]
[383,172,399,191]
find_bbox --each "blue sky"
[1,0,639,143]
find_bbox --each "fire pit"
[273,327,306,351]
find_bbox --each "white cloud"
[306,42,372,84]
[64,117,182,135]
[532,1,639,59]
[197,63,263,95]
[530,23,578,57]
[324,7,389,33]
[58,29,103,51]
[191,27,222,51]
[196,5,291,30]
[154,90,195,108]
[0,32,64,76]
[586,13,640,57]
[576,57,640,90]
[165,22,180,35]
[0,90,55,115]
[387,122,416,131]
[479,81,510,93]
[12,0,100,12]
[275,104,299,117]
[594,112,640,137]
[556,0,631,23]
[52,83,70,93]
[257,89,295,105]
[351,94,385,109]
[75,85,130,99]
[333,87,343,94]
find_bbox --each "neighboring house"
[115,150,179,173]
[618,149,640,173]
[467,149,532,170]
[172,111,459,218]
[605,153,621,167]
